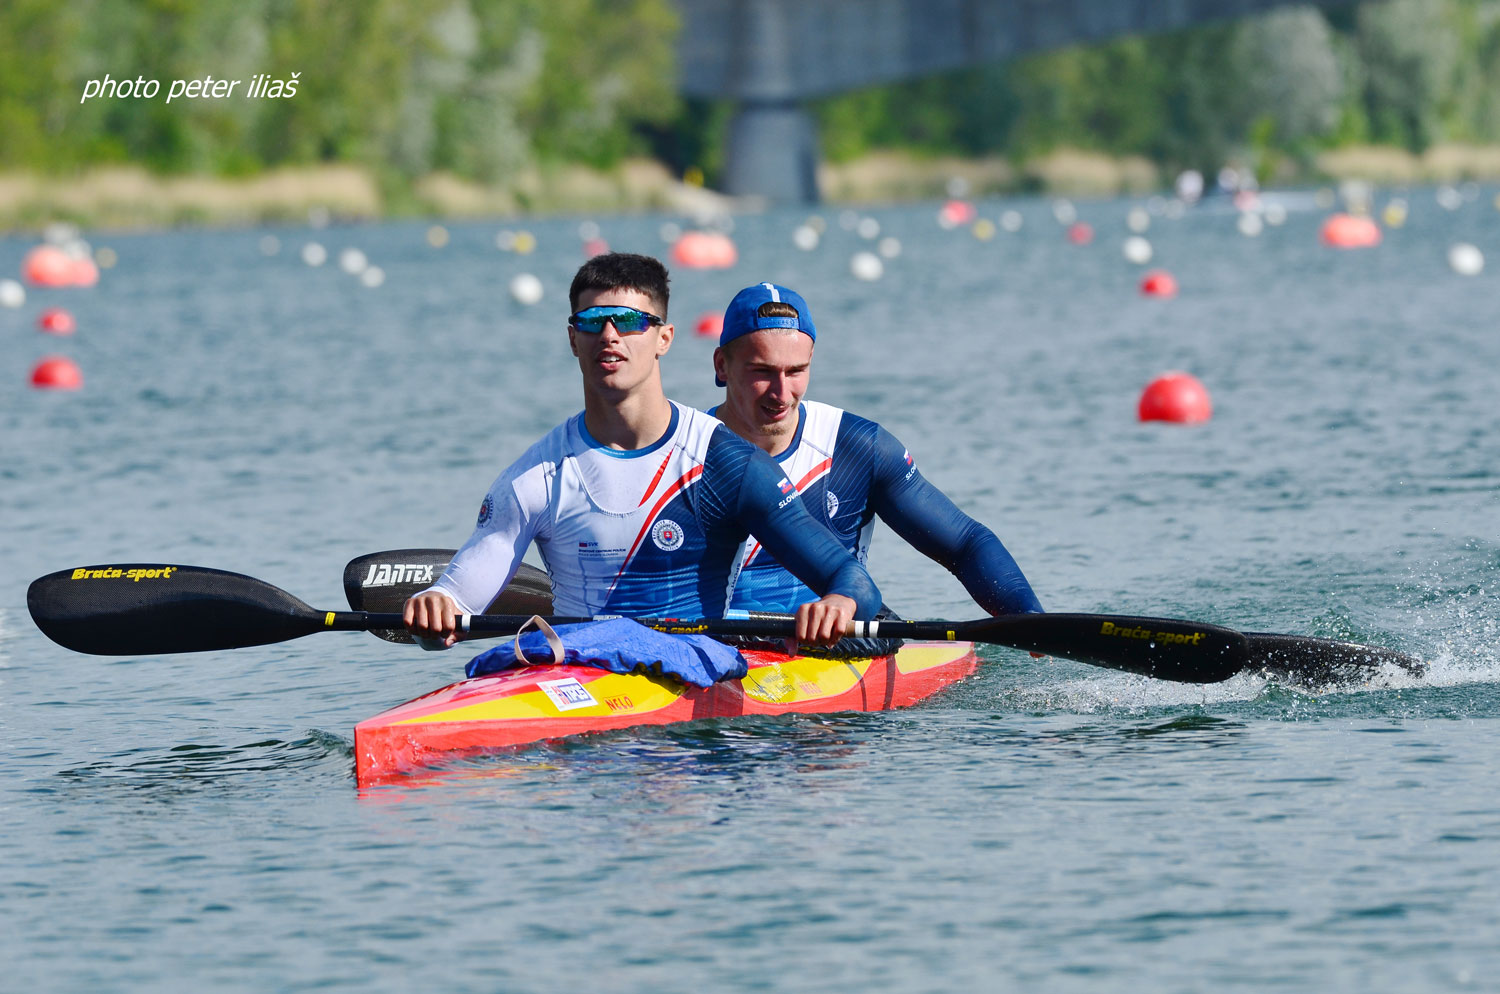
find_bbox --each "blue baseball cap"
[715,282,817,386]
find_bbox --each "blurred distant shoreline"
[5,143,1500,232]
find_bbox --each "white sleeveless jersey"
[430,402,742,617]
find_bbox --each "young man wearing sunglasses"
[710,282,1043,621]
[404,254,882,649]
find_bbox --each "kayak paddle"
[30,562,1255,683]
[345,548,1427,686]
[342,549,553,644]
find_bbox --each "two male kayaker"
[709,282,1043,619]
[404,254,882,648]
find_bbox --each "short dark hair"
[757,301,799,319]
[569,252,671,316]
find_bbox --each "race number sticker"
[538,677,598,712]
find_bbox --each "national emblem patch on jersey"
[777,476,795,495]
[825,489,841,519]
[477,494,494,526]
[651,518,685,551]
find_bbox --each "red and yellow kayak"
[355,641,978,784]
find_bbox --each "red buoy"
[30,356,83,390]
[1138,372,1211,424]
[38,307,76,335]
[938,200,977,229]
[1066,222,1094,245]
[22,245,75,287]
[69,256,100,287]
[694,312,723,338]
[671,231,738,269]
[582,237,610,259]
[1140,270,1178,298]
[1320,213,1381,249]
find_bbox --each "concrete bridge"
[673,0,1355,202]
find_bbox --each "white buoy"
[301,242,327,267]
[426,225,449,248]
[43,221,79,245]
[878,236,902,259]
[1448,243,1484,276]
[856,217,881,240]
[259,235,281,256]
[1436,186,1463,211]
[338,248,368,275]
[0,278,24,309]
[95,246,118,269]
[792,225,820,251]
[838,210,860,231]
[1263,203,1287,226]
[1121,236,1153,265]
[849,251,884,282]
[496,229,517,251]
[360,266,386,288]
[999,209,1023,232]
[578,220,601,240]
[1052,199,1077,225]
[1127,207,1151,233]
[1175,170,1204,203]
[510,273,544,305]
[1237,212,1264,237]
[658,222,682,244]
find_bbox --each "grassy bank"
[6,143,1500,232]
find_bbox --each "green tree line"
[814,0,1500,179]
[2,0,1498,187]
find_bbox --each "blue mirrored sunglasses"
[568,305,664,335]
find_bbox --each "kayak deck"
[354,641,978,785]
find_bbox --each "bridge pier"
[717,0,820,203]
[723,102,820,204]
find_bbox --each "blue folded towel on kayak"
[465,618,748,688]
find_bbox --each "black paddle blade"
[1245,633,1425,685]
[963,613,1250,684]
[342,549,553,643]
[28,564,326,655]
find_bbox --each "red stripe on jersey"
[742,457,833,566]
[638,448,675,507]
[608,464,705,596]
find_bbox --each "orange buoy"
[1139,372,1211,424]
[1066,222,1094,245]
[38,307,76,335]
[582,237,610,259]
[670,231,738,269]
[1140,270,1178,298]
[68,255,100,287]
[22,245,75,287]
[1320,213,1381,249]
[30,356,83,390]
[694,312,724,338]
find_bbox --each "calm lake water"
[3,189,1498,992]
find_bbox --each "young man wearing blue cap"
[710,282,1043,618]
[404,255,883,649]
